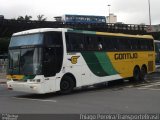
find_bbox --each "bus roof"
[96,31,153,39]
[13,28,153,39]
[68,29,153,39]
[12,28,69,36]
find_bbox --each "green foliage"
[17,15,32,21]
[37,15,47,21]
[0,37,10,52]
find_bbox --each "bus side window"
[65,34,71,51]
[144,40,149,50]
[79,41,84,50]
[148,40,154,51]
[127,38,132,51]
[44,32,62,47]
[66,33,85,52]
[130,38,139,51]
[86,36,93,50]
[77,34,84,51]
[139,39,146,50]
[70,34,77,51]
[137,38,142,50]
[104,36,113,51]
[98,43,103,50]
[112,37,119,51]
[126,38,130,51]
[118,37,126,51]
[124,38,131,51]
[97,36,103,51]
[66,33,75,51]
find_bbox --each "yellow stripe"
[7,75,24,80]
[96,32,153,39]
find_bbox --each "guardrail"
[0,19,148,37]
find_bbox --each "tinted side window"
[138,39,154,51]
[147,39,154,51]
[129,38,140,51]
[112,37,120,51]
[65,32,154,52]
[118,37,131,51]
[103,36,115,51]
[65,33,84,52]
[97,36,104,51]
[139,39,147,50]
[85,35,98,51]
[44,32,62,47]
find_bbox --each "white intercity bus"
[7,28,155,94]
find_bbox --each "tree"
[0,37,10,52]
[17,15,32,21]
[37,15,47,21]
[24,15,32,21]
[17,16,24,20]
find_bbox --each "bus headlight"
[29,79,41,83]
[36,79,41,82]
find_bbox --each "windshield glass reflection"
[8,48,42,75]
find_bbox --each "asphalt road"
[0,73,160,114]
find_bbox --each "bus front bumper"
[7,81,45,94]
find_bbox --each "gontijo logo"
[68,56,80,64]
[114,53,138,60]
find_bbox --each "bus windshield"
[9,33,43,47]
[8,48,42,75]
[8,31,63,76]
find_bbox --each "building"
[150,24,160,32]
[106,13,117,23]
[0,15,4,19]
[147,24,160,40]
[54,16,62,22]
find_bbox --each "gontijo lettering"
[114,53,138,60]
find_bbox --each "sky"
[0,0,159,25]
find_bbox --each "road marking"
[137,88,160,91]
[150,77,160,79]
[0,83,7,86]
[125,83,153,88]
[12,97,57,103]
[0,84,7,88]
[125,85,134,88]
[139,82,160,88]
[136,81,160,91]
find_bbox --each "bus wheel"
[140,66,147,81]
[133,66,140,81]
[60,76,74,94]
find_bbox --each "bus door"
[43,47,56,77]
[43,32,63,77]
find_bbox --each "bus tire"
[60,75,74,94]
[140,65,147,81]
[132,66,140,81]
